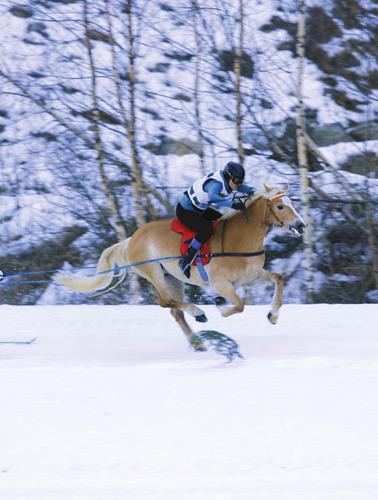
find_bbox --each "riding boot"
[179,238,202,278]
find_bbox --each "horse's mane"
[221,186,283,220]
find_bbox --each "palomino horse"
[56,185,305,350]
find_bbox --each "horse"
[55,184,305,351]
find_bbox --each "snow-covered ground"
[1,304,377,500]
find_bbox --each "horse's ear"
[264,183,272,193]
[269,192,285,201]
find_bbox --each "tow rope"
[0,249,264,287]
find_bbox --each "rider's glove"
[231,200,244,210]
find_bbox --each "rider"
[176,161,255,278]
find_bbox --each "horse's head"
[263,184,306,237]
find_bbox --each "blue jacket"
[179,171,255,211]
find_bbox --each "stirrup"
[179,260,192,278]
[179,247,199,278]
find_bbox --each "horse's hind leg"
[212,278,245,317]
[170,308,192,342]
[135,264,207,320]
[170,309,206,351]
[135,265,207,348]
[165,274,206,350]
[260,269,284,324]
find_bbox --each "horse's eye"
[277,204,284,210]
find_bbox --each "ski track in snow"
[1,304,377,500]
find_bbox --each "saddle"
[171,219,218,266]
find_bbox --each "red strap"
[171,219,218,266]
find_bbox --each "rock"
[366,289,378,303]
[143,136,203,156]
[0,225,87,305]
[9,5,33,18]
[309,120,378,147]
[217,50,254,79]
[310,123,351,146]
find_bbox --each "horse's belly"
[162,261,209,286]
[235,263,262,286]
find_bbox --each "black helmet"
[223,161,245,185]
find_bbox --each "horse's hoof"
[195,313,208,323]
[215,296,226,306]
[194,344,207,352]
[267,312,278,324]
[190,335,207,351]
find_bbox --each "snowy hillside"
[1,304,378,499]
[0,0,377,305]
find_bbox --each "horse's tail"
[55,238,130,293]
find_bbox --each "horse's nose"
[296,220,306,234]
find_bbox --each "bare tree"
[83,0,127,240]
[234,0,245,165]
[296,0,314,302]
[124,0,146,227]
[105,0,146,227]
[365,176,378,289]
[191,0,207,174]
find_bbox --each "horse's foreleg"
[170,309,206,351]
[212,278,245,317]
[260,269,284,324]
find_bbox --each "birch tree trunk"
[105,2,173,219]
[125,0,146,228]
[365,177,378,289]
[104,0,146,302]
[105,0,146,228]
[234,0,245,165]
[191,0,206,175]
[296,0,314,302]
[83,0,126,240]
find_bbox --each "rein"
[215,194,286,261]
[243,194,286,227]
[219,220,264,257]
[266,201,285,227]
[223,194,285,230]
[209,250,265,258]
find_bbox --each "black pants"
[176,203,222,244]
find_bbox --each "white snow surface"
[1,304,378,500]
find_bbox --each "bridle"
[265,193,286,227]
[233,192,286,227]
[220,192,287,252]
